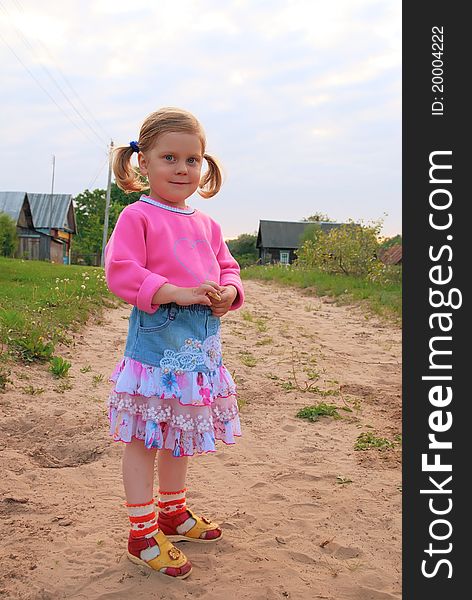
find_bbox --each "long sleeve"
[104,208,169,313]
[215,225,245,311]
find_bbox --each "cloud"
[0,0,401,236]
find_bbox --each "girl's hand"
[208,285,238,317]
[175,281,223,307]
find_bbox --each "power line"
[0,0,109,147]
[86,153,110,191]
[9,0,112,142]
[0,29,104,151]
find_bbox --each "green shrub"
[296,403,340,422]
[367,261,402,286]
[0,212,18,257]
[295,219,381,277]
[49,356,72,378]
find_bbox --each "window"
[280,251,289,264]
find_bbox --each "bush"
[226,233,258,267]
[367,261,402,285]
[0,212,18,257]
[295,219,381,277]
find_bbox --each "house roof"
[0,191,28,222]
[257,220,343,249]
[379,244,402,265]
[0,191,77,232]
[28,193,76,231]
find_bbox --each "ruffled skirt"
[107,356,242,456]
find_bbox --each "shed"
[378,244,402,265]
[0,191,77,263]
[0,191,47,260]
[256,220,343,265]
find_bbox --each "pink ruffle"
[107,392,241,455]
[107,357,241,455]
[110,357,236,406]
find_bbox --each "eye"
[164,154,174,161]
[187,157,196,164]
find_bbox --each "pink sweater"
[104,196,244,314]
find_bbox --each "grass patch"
[0,365,12,391]
[255,337,273,346]
[255,318,268,332]
[22,385,45,395]
[0,257,116,363]
[296,402,341,422]
[49,356,72,378]
[239,351,257,367]
[92,373,105,386]
[53,380,73,393]
[241,264,401,322]
[354,431,398,451]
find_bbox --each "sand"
[0,279,402,600]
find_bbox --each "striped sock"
[158,488,187,517]
[126,498,159,539]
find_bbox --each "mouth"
[169,182,188,185]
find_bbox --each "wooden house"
[0,191,77,263]
[256,220,343,265]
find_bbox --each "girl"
[104,107,244,579]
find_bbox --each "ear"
[137,152,147,176]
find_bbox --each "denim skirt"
[107,303,241,456]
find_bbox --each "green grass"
[49,356,72,378]
[239,351,257,367]
[241,264,401,322]
[354,431,399,451]
[0,257,117,362]
[296,402,341,422]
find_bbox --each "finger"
[199,293,213,306]
[202,283,221,295]
[204,280,222,291]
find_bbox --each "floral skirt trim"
[107,392,242,455]
[110,356,237,407]
[107,357,241,455]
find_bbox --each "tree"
[295,219,382,277]
[380,234,402,250]
[72,184,141,263]
[0,212,18,257]
[298,222,325,246]
[301,212,333,222]
[226,232,258,268]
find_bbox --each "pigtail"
[198,153,223,199]
[113,145,148,193]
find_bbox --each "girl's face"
[138,132,203,209]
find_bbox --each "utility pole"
[101,140,114,267]
[49,154,55,235]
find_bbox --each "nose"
[175,160,188,175]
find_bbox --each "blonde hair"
[113,107,223,198]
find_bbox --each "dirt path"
[0,280,402,600]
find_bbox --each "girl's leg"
[157,449,189,490]
[122,439,192,578]
[157,449,221,541]
[122,437,157,503]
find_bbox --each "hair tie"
[129,140,140,153]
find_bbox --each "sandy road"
[0,279,401,599]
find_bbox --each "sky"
[0,0,401,239]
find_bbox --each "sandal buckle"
[168,547,181,560]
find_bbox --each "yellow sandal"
[158,507,223,544]
[127,529,192,578]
